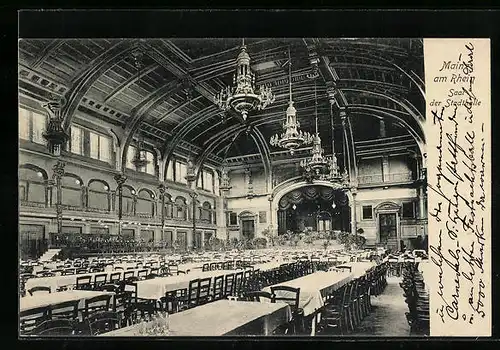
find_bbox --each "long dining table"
[100,299,292,336]
[20,290,115,313]
[262,270,353,335]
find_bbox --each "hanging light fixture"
[131,135,150,169]
[300,82,329,176]
[270,47,313,155]
[214,38,275,121]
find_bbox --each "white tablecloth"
[20,290,115,312]
[337,261,376,278]
[263,270,353,316]
[101,299,292,336]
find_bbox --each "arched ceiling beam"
[321,46,426,99]
[61,40,139,131]
[340,88,424,123]
[161,105,220,172]
[155,95,204,125]
[348,105,425,157]
[103,63,159,103]
[120,80,184,173]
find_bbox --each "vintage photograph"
[18,38,430,337]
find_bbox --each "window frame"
[402,201,416,219]
[362,205,373,220]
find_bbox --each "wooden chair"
[270,286,304,334]
[202,263,210,272]
[212,275,224,301]
[179,279,200,310]
[137,269,148,280]
[109,272,121,284]
[27,286,51,296]
[168,264,179,275]
[50,299,79,322]
[28,319,76,336]
[83,294,113,320]
[233,271,244,297]
[318,285,348,335]
[242,291,275,303]
[20,306,50,335]
[224,273,235,297]
[87,311,120,335]
[198,277,212,305]
[75,275,93,290]
[94,273,108,290]
[123,271,134,281]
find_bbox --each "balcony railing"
[20,200,46,208]
[358,172,413,185]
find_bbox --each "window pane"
[204,170,213,192]
[196,174,201,187]
[70,126,82,155]
[145,152,155,175]
[166,161,174,180]
[32,112,47,145]
[176,162,187,184]
[362,205,373,220]
[19,108,30,140]
[126,146,136,169]
[89,132,99,159]
[99,135,111,162]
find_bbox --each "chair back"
[224,273,235,296]
[20,306,50,335]
[212,275,224,300]
[202,263,209,272]
[50,299,79,321]
[187,279,201,306]
[270,286,301,313]
[76,275,92,290]
[94,273,107,289]
[243,291,275,303]
[209,262,217,271]
[198,277,212,304]
[28,319,75,336]
[109,272,121,283]
[123,271,134,280]
[28,286,51,296]
[234,271,244,296]
[168,264,179,274]
[83,294,113,320]
[137,269,148,279]
[87,311,120,335]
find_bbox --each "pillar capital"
[114,173,127,186]
[52,160,66,180]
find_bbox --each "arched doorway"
[274,184,350,235]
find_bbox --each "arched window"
[87,180,110,211]
[164,193,173,219]
[122,185,136,216]
[19,165,47,205]
[61,174,83,208]
[202,201,212,223]
[174,196,187,220]
[136,189,155,217]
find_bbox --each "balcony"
[20,200,46,208]
[358,172,413,185]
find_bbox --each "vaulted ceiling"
[18,38,425,167]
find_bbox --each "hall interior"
[18,38,429,337]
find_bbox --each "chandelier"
[300,83,331,177]
[214,39,275,121]
[131,136,150,169]
[270,48,313,155]
[42,99,69,156]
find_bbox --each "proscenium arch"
[61,40,139,131]
[269,179,352,235]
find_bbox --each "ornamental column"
[114,173,127,236]
[158,183,166,243]
[52,160,66,235]
[350,187,358,236]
